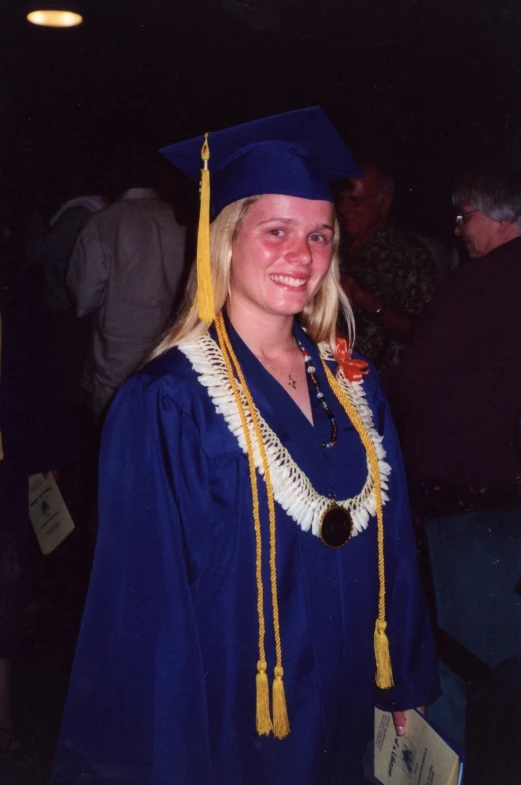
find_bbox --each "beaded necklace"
[294,335,337,448]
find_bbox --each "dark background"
[3,0,521,238]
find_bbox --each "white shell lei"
[179,335,391,538]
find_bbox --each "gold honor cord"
[214,314,272,736]
[321,361,394,689]
[215,313,290,739]
[213,312,393,738]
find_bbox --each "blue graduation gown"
[53,320,440,785]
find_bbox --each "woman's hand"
[392,706,425,736]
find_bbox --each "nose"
[454,223,462,237]
[286,233,313,265]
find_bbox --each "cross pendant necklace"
[260,337,299,389]
[287,339,299,389]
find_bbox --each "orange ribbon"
[335,338,369,382]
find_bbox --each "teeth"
[270,275,307,287]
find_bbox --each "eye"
[309,233,329,244]
[268,228,284,237]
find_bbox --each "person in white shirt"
[67,186,187,420]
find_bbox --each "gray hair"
[452,169,521,227]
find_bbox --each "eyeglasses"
[455,210,478,227]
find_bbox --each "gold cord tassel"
[272,666,290,739]
[216,315,274,735]
[196,134,215,325]
[374,620,394,689]
[256,660,272,735]
[322,360,394,689]
[216,314,291,739]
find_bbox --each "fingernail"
[396,726,405,736]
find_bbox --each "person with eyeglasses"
[334,164,438,372]
[385,167,521,517]
[454,197,520,259]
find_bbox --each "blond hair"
[151,195,354,360]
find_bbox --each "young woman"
[54,108,439,785]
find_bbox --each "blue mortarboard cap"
[160,106,361,215]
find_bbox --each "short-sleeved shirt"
[342,222,438,370]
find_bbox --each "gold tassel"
[321,360,394,690]
[216,314,292,739]
[196,134,215,325]
[216,316,275,736]
[374,620,394,689]
[272,666,290,739]
[256,660,273,735]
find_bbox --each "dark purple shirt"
[384,237,521,490]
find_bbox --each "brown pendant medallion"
[319,503,354,549]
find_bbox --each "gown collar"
[212,312,335,448]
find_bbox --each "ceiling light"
[27,7,83,27]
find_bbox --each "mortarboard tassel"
[196,134,215,325]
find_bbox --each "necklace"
[294,336,337,448]
[287,346,299,389]
[178,332,391,539]
[259,340,300,389]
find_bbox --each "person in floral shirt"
[335,164,438,370]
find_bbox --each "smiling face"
[228,194,335,320]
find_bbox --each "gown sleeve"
[368,371,441,712]
[53,373,215,785]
